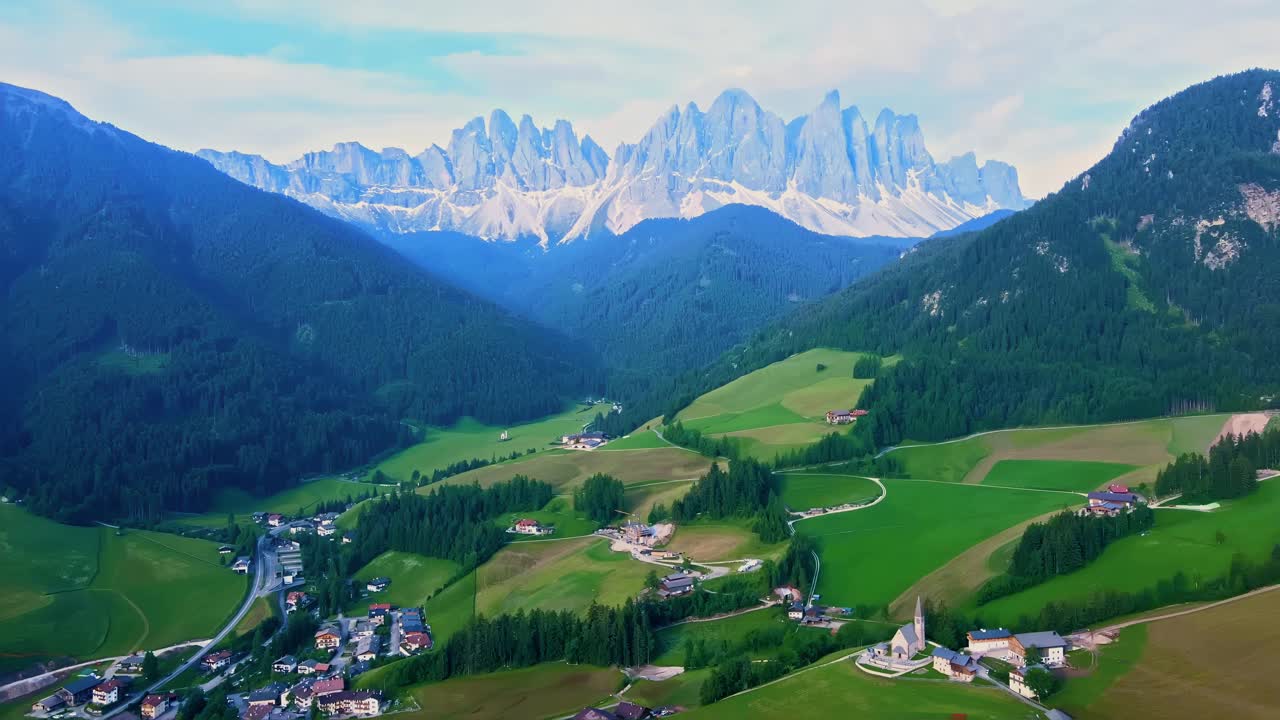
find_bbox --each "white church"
[872,596,927,660]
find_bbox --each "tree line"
[1156,428,1277,502]
[573,473,627,523]
[977,506,1155,604]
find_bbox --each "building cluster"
[571,701,663,720]
[32,675,136,715]
[240,675,382,720]
[656,571,694,598]
[825,408,869,425]
[1079,485,1146,517]
[560,431,610,450]
[510,518,555,536]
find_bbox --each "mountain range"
[197,89,1030,243]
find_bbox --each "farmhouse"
[355,636,380,662]
[317,523,337,538]
[202,650,232,671]
[232,556,251,573]
[140,695,167,720]
[286,591,311,613]
[401,632,433,654]
[512,518,553,535]
[825,409,868,425]
[787,602,805,620]
[965,627,1014,654]
[929,647,979,682]
[32,695,65,713]
[1010,631,1068,667]
[315,691,381,716]
[366,577,391,593]
[118,654,146,674]
[56,677,100,706]
[92,678,126,706]
[1009,664,1046,699]
[267,514,284,527]
[314,627,341,650]
[658,572,694,597]
[562,431,609,449]
[272,656,298,673]
[1087,491,1142,508]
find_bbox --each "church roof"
[897,623,918,645]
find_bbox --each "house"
[314,627,341,650]
[202,650,232,671]
[92,679,126,706]
[351,620,374,639]
[218,545,235,555]
[885,597,927,660]
[366,577,391,593]
[1078,502,1126,518]
[231,556,251,574]
[801,606,829,624]
[787,602,805,620]
[512,518,552,535]
[315,691,381,716]
[658,572,694,597]
[1009,664,1046,699]
[614,703,652,720]
[267,514,284,527]
[965,628,1014,654]
[1086,491,1141,508]
[622,522,655,545]
[311,677,345,697]
[342,532,354,544]
[296,660,320,676]
[241,705,271,720]
[368,603,391,624]
[32,695,66,714]
[317,523,336,538]
[56,677,101,706]
[930,647,979,682]
[826,410,854,424]
[1010,631,1068,667]
[401,632,433,654]
[118,654,146,674]
[289,521,314,535]
[140,695,168,720]
[251,512,267,523]
[286,591,310,613]
[272,656,298,674]
[572,709,619,720]
[354,636,380,662]
[562,431,608,445]
[290,684,315,710]
[246,689,278,708]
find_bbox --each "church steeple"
[914,595,925,646]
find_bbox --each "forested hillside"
[665,70,1280,445]
[384,206,902,381]
[0,83,592,523]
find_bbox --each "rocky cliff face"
[198,89,1030,243]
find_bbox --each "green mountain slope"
[0,83,593,523]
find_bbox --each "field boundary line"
[128,531,228,569]
[887,476,1087,498]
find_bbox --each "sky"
[1,1,1278,197]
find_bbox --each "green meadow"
[423,571,477,645]
[797,479,1081,609]
[624,668,709,709]
[433,446,712,492]
[368,404,603,484]
[475,537,651,617]
[981,459,1137,492]
[492,496,600,540]
[401,661,619,720]
[653,609,787,665]
[684,653,1037,719]
[0,505,246,673]
[174,477,388,528]
[778,473,882,510]
[974,479,1280,623]
[893,437,991,483]
[600,429,672,450]
[347,551,462,612]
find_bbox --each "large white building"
[1011,631,1068,667]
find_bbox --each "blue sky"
[2,0,1278,196]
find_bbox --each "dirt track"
[1214,412,1272,446]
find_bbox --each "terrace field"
[973,479,1280,624]
[474,536,652,617]
[367,403,604,484]
[683,652,1037,719]
[0,505,246,674]
[778,472,882,510]
[346,551,462,612]
[796,478,1081,609]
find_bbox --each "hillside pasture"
[981,459,1137,493]
[347,551,462,612]
[434,446,712,492]
[797,479,1081,609]
[403,661,619,720]
[175,477,387,528]
[0,506,246,673]
[493,496,600,540]
[664,522,788,563]
[778,472,882,510]
[973,479,1280,624]
[599,430,671,450]
[474,537,651,617]
[624,481,695,522]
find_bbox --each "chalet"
[512,518,552,535]
[218,545,235,555]
[1010,631,1068,667]
[291,684,315,710]
[615,703,652,720]
[1009,664,1045,699]
[231,557,251,574]
[32,695,66,714]
[787,602,806,620]
[354,636,380,662]
[56,677,100,706]
[267,513,284,527]
[311,677,345,697]
[930,647,979,682]
[659,572,694,597]
[140,695,167,720]
[317,523,337,538]
[202,650,232,672]
[286,591,310,613]
[965,628,1014,654]
[401,631,433,654]
[272,656,298,674]
[315,691,381,717]
[366,577,391,593]
[314,627,341,650]
[368,603,392,624]
[92,678,126,706]
[118,654,146,674]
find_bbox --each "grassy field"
[974,479,1280,624]
[368,403,605,484]
[174,477,388,528]
[475,537,652,617]
[0,505,246,673]
[423,571,477,645]
[433,447,712,493]
[233,596,275,637]
[653,609,787,665]
[981,459,1137,492]
[675,349,883,462]
[624,668,708,709]
[778,473,882,510]
[346,551,462,612]
[1084,590,1280,718]
[1050,625,1147,717]
[600,430,672,450]
[624,481,695,522]
[796,479,1081,609]
[664,523,788,563]
[493,496,600,540]
[893,436,991,483]
[401,661,619,720]
[683,654,1038,719]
